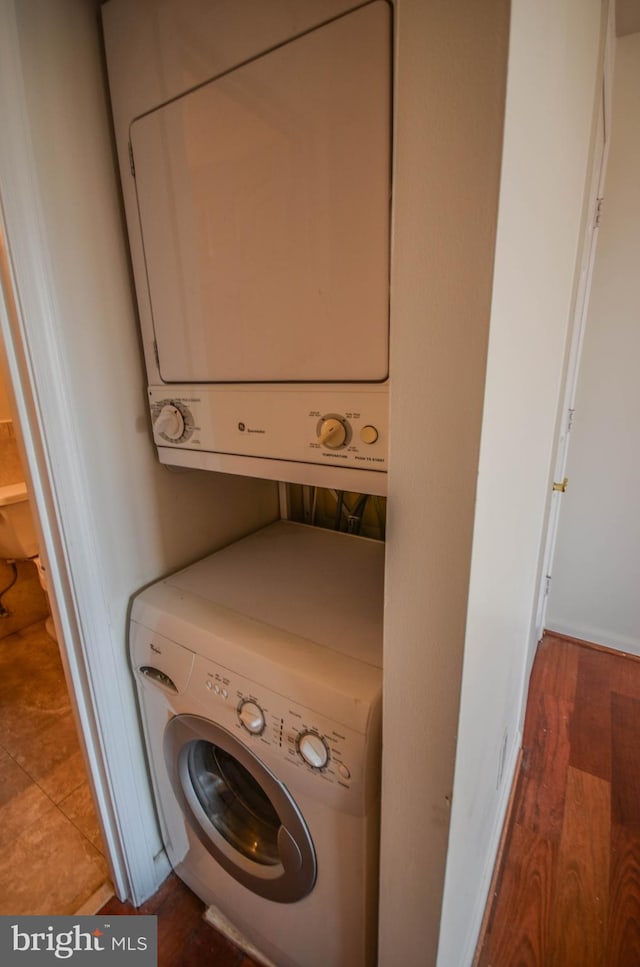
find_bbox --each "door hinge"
[544,574,552,597]
[552,477,569,493]
[594,196,604,227]
[128,141,136,178]
[567,408,575,433]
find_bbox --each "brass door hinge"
[552,477,569,493]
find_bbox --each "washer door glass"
[164,714,316,903]
[187,741,280,866]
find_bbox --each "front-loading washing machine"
[129,520,384,967]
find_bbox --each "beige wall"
[380,1,509,962]
[548,31,640,653]
[437,0,605,962]
[0,349,14,421]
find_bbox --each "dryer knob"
[317,417,347,450]
[154,404,184,441]
[297,732,329,770]
[238,700,265,735]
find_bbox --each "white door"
[534,78,610,641]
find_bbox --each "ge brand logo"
[238,422,246,432]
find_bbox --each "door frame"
[0,1,166,905]
[533,3,615,644]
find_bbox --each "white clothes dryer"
[103,0,392,494]
[129,521,384,967]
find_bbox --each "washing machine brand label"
[0,916,157,964]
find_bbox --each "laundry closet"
[0,0,514,964]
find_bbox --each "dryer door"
[130,0,391,384]
[164,714,316,902]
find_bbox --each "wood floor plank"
[568,647,612,780]
[478,822,555,967]
[154,882,208,967]
[608,651,640,698]
[607,823,640,966]
[177,919,244,966]
[548,767,610,967]
[526,635,579,710]
[611,692,640,832]
[516,693,572,842]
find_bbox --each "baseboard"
[437,735,522,967]
[73,881,115,916]
[470,742,523,966]
[545,622,640,658]
[448,734,522,967]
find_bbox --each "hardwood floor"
[477,632,640,966]
[99,874,263,967]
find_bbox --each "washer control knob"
[318,417,347,450]
[154,404,184,441]
[238,700,265,735]
[297,732,329,770]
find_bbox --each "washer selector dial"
[154,403,185,441]
[317,417,348,450]
[238,699,265,735]
[297,731,329,770]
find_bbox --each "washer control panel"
[187,652,374,812]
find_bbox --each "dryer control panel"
[149,385,388,479]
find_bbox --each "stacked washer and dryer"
[103,1,392,964]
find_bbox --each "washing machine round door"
[164,714,316,903]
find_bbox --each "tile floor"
[0,619,111,914]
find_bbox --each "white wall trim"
[0,0,167,905]
[445,733,521,967]
[546,623,640,659]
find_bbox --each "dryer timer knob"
[238,700,265,735]
[298,732,329,769]
[154,403,184,441]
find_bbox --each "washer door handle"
[278,826,303,873]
